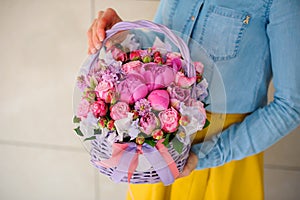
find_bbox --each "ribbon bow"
[95,140,179,185]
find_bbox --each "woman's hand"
[178,151,198,178]
[87,8,122,54]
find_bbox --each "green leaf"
[84,136,96,141]
[171,137,184,154]
[74,126,84,136]
[203,119,210,129]
[162,134,170,148]
[94,129,102,135]
[73,116,81,123]
[144,139,156,147]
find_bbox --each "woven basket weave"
[90,135,190,184]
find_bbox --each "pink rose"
[122,61,142,74]
[117,73,148,104]
[91,100,108,118]
[147,90,170,111]
[141,63,175,91]
[159,107,179,133]
[139,112,159,135]
[175,71,196,88]
[76,99,90,119]
[110,101,130,120]
[194,61,204,74]
[167,83,191,104]
[95,80,115,103]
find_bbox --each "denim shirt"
[154,0,300,168]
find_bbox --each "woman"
[87,1,300,199]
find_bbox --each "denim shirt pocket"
[200,5,250,61]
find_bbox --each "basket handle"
[102,20,195,77]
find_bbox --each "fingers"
[87,8,122,54]
[178,152,198,178]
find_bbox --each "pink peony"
[117,73,148,104]
[147,90,170,111]
[139,112,159,135]
[95,80,115,103]
[76,99,90,119]
[158,107,179,133]
[175,71,196,88]
[141,63,175,91]
[91,100,108,118]
[110,101,130,120]
[122,61,142,74]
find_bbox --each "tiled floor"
[0,0,299,200]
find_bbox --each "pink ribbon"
[95,140,180,185]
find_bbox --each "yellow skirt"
[126,112,264,200]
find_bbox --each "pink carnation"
[76,99,90,119]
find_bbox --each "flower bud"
[98,117,107,128]
[179,115,190,126]
[152,129,164,140]
[136,136,145,145]
[106,120,115,130]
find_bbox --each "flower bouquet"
[73,20,209,185]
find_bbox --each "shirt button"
[191,16,195,21]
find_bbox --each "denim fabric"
[154,0,300,168]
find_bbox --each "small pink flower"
[117,73,148,104]
[147,90,170,111]
[159,107,179,133]
[139,112,159,135]
[122,61,142,74]
[76,99,90,119]
[95,80,115,103]
[91,100,108,118]
[175,71,196,88]
[110,101,130,120]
